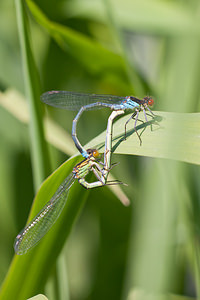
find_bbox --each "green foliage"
[0,155,88,299]
[0,0,200,299]
[15,0,51,189]
[87,111,200,165]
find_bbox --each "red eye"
[148,98,154,106]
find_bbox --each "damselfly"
[14,109,126,255]
[41,91,155,158]
[14,148,122,255]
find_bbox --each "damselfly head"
[86,149,100,159]
[143,96,154,107]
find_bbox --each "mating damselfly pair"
[14,91,156,255]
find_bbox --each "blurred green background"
[0,0,200,299]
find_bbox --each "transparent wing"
[41,91,125,110]
[14,174,75,255]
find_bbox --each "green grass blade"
[15,0,50,189]
[0,155,87,300]
[86,111,200,166]
[57,254,70,300]
[25,0,129,82]
[0,89,77,156]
